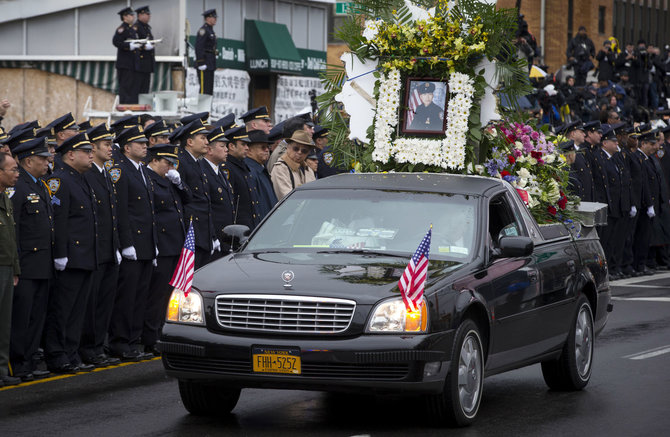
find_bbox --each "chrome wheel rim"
[575,305,593,379]
[458,332,482,415]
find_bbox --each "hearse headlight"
[167,288,205,325]
[367,297,427,333]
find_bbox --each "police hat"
[135,5,150,14]
[241,106,271,123]
[268,121,285,142]
[295,112,315,128]
[56,132,93,154]
[212,113,237,131]
[180,112,209,126]
[87,123,114,142]
[168,126,184,143]
[207,126,229,143]
[313,125,329,139]
[9,120,40,135]
[559,139,576,152]
[118,7,134,16]
[116,126,149,148]
[78,120,92,131]
[583,121,602,133]
[6,127,37,152]
[13,137,51,160]
[560,120,583,134]
[173,119,209,144]
[110,115,141,135]
[601,124,617,141]
[144,120,170,138]
[639,129,659,143]
[225,126,250,143]
[418,82,436,94]
[247,130,272,144]
[202,9,217,18]
[148,144,180,166]
[48,113,79,134]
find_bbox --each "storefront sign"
[186,68,250,119]
[274,76,325,122]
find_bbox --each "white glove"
[647,206,656,218]
[121,246,137,260]
[54,257,68,271]
[630,205,637,218]
[144,42,154,50]
[155,246,159,257]
[129,42,141,50]
[152,259,157,267]
[116,250,121,265]
[211,239,221,255]
[198,65,207,71]
[166,169,181,185]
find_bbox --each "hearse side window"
[488,194,524,246]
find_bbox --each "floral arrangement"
[478,121,579,224]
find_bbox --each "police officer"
[145,119,170,147]
[633,130,659,275]
[203,126,235,255]
[241,106,273,134]
[225,126,259,230]
[113,7,140,104]
[44,133,97,374]
[108,126,156,361]
[562,121,594,201]
[408,82,444,131]
[245,130,277,221]
[79,124,123,367]
[195,9,218,95]
[173,119,219,268]
[9,137,54,381]
[134,6,155,95]
[144,144,188,354]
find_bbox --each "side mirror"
[223,224,251,245]
[498,236,534,258]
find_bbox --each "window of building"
[598,6,606,35]
[567,0,574,44]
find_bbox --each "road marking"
[611,297,670,302]
[624,345,670,360]
[0,357,161,392]
[611,284,670,289]
[611,271,670,285]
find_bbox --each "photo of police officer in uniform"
[403,80,448,134]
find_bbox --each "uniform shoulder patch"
[47,178,60,196]
[117,26,124,34]
[222,168,230,180]
[323,152,334,166]
[198,28,206,36]
[658,150,665,158]
[5,187,15,198]
[104,159,114,171]
[109,168,122,184]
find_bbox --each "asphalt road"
[1,273,669,437]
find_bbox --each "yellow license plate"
[252,347,301,375]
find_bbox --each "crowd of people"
[0,103,343,387]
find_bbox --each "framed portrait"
[402,77,449,135]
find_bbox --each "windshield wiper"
[316,249,409,258]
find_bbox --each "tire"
[178,379,241,416]
[426,319,485,427]
[541,294,594,391]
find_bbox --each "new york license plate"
[252,347,301,375]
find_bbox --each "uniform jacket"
[637,150,660,211]
[0,191,20,275]
[613,150,633,216]
[226,155,259,229]
[111,158,156,260]
[317,146,344,179]
[409,103,444,131]
[584,143,611,205]
[47,163,97,271]
[245,157,277,220]
[200,159,235,240]
[572,147,594,201]
[11,167,54,279]
[135,21,155,73]
[147,168,187,257]
[195,23,217,70]
[177,149,214,251]
[84,165,121,265]
[112,22,139,70]
[271,154,316,200]
[598,148,623,218]
[629,149,652,209]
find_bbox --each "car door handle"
[528,270,538,282]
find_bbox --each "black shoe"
[145,345,161,356]
[32,369,51,379]
[99,354,121,366]
[112,350,141,362]
[48,363,79,374]
[656,264,669,271]
[643,267,656,276]
[15,372,34,382]
[137,351,154,361]
[1,375,22,386]
[75,363,95,372]
[82,355,108,368]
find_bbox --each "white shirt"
[205,158,220,175]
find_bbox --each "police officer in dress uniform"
[144,144,188,354]
[611,122,635,278]
[195,9,218,95]
[9,137,54,381]
[562,121,594,201]
[408,82,444,131]
[78,124,123,368]
[245,130,277,221]
[202,126,235,256]
[110,115,142,163]
[225,126,260,230]
[145,119,170,148]
[113,7,141,104]
[173,120,219,268]
[559,139,582,197]
[108,126,156,361]
[44,133,97,374]
[648,133,670,270]
[633,129,659,275]
[134,6,155,95]
[241,107,273,134]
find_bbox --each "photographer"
[566,26,595,86]
[634,40,651,108]
[596,40,616,82]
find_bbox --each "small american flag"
[406,88,421,126]
[399,226,432,312]
[170,220,196,297]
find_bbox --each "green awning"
[244,19,303,74]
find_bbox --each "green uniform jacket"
[0,191,20,275]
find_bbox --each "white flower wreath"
[371,69,475,170]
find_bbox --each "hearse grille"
[215,294,356,333]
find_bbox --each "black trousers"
[633,215,653,271]
[138,71,151,95]
[142,255,178,347]
[617,215,635,272]
[80,261,119,360]
[108,259,153,355]
[199,68,214,95]
[44,269,93,368]
[10,278,49,375]
[195,247,210,270]
[117,68,139,104]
